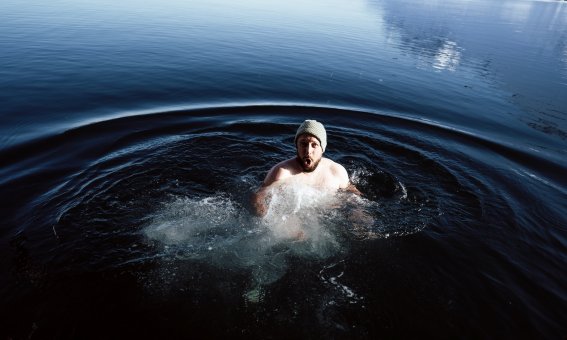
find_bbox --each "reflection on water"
[563,45,567,84]
[1,0,566,150]
[374,0,567,145]
[500,1,533,22]
[433,40,462,72]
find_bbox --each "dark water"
[1,0,566,338]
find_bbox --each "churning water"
[1,0,566,338]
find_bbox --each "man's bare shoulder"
[324,158,346,173]
[324,158,350,188]
[264,158,300,186]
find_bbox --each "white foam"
[262,182,339,244]
[141,177,430,299]
[144,195,243,246]
[143,188,347,288]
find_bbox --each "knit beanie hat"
[294,120,327,152]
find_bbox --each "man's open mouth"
[297,156,317,172]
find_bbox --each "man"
[252,119,361,216]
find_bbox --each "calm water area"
[1,0,566,338]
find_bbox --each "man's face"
[296,134,323,172]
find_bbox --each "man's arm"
[251,161,293,217]
[344,182,363,196]
[333,162,363,196]
[251,184,270,217]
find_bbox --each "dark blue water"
[1,0,566,338]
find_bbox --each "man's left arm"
[344,182,362,196]
[335,162,362,196]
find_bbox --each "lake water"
[1,0,566,338]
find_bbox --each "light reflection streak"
[563,45,567,85]
[433,40,462,72]
[499,1,533,22]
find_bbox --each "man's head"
[294,120,327,152]
[294,120,327,172]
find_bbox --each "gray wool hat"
[294,119,327,152]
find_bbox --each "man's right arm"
[251,163,287,217]
[252,184,270,217]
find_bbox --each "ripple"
[2,104,566,338]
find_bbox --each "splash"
[144,195,245,248]
[143,188,348,293]
[261,182,342,253]
[142,172,434,300]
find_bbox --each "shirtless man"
[252,119,361,216]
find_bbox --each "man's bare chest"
[293,170,340,190]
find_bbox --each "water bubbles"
[143,189,344,293]
[319,261,364,304]
[144,195,243,244]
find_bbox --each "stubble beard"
[296,154,321,173]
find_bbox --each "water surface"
[0,0,566,338]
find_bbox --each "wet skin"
[252,133,360,217]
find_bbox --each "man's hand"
[343,182,363,196]
[251,186,269,217]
